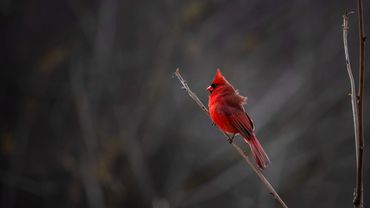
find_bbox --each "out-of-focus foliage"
[1,0,370,208]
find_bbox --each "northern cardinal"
[207,69,270,169]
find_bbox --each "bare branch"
[342,9,365,208]
[174,68,209,115]
[355,0,366,206]
[174,68,288,208]
[342,12,360,165]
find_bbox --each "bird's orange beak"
[207,86,213,92]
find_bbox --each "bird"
[207,69,270,169]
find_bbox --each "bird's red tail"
[244,136,270,169]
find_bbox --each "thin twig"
[355,0,365,206]
[174,68,288,208]
[342,11,360,166]
[342,9,365,208]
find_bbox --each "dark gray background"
[1,0,370,207]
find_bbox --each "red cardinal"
[207,69,270,169]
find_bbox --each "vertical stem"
[342,8,366,207]
[342,12,360,167]
[355,0,365,207]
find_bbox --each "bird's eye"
[211,83,217,88]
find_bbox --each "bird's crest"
[212,69,228,85]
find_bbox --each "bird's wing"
[224,107,254,139]
[224,93,246,110]
[245,112,255,131]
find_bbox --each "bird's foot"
[227,134,235,144]
[227,138,233,144]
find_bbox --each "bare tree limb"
[342,11,359,165]
[174,68,288,208]
[355,0,366,206]
[342,9,365,208]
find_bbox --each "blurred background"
[1,0,370,207]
